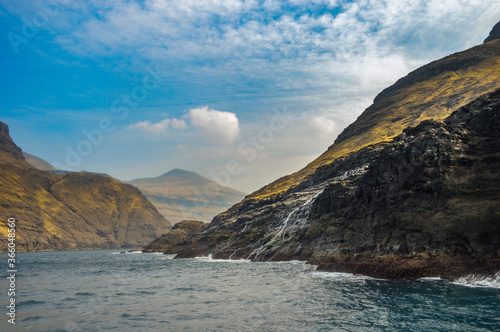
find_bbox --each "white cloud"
[187,106,240,144]
[125,108,239,143]
[308,116,337,140]
[126,119,170,134]
[9,0,499,98]
[6,0,500,193]
[171,118,187,129]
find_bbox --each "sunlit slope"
[0,122,172,250]
[0,164,172,250]
[251,39,500,199]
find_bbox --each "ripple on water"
[12,250,500,331]
[17,300,46,307]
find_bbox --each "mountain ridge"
[0,122,172,251]
[249,38,500,200]
[128,169,246,224]
[23,152,57,171]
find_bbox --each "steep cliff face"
[163,89,500,279]
[0,122,28,166]
[484,21,500,43]
[250,38,500,200]
[307,90,500,257]
[0,122,172,251]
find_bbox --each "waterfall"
[248,185,326,260]
[272,190,324,240]
[247,164,370,260]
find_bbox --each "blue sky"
[1,0,499,192]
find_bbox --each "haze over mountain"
[0,122,172,251]
[149,23,500,279]
[23,152,58,171]
[128,169,246,224]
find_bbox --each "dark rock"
[484,21,500,43]
[142,220,208,253]
[161,90,500,279]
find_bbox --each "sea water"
[0,250,499,331]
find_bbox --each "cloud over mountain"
[126,106,240,143]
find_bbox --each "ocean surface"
[0,250,499,331]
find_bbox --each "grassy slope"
[0,163,173,250]
[0,123,172,250]
[250,40,500,199]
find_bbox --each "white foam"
[452,272,500,289]
[191,256,250,263]
[312,271,380,281]
[272,260,308,265]
[163,254,177,259]
[313,271,355,278]
[419,277,444,281]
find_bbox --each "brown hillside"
[0,122,172,251]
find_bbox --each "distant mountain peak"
[163,169,195,176]
[484,21,500,43]
[128,169,246,224]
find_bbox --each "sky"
[1,0,499,193]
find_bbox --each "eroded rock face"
[306,90,500,258]
[142,220,208,253]
[0,122,26,165]
[160,90,500,279]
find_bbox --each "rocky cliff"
[164,89,500,279]
[0,122,172,251]
[142,220,208,253]
[153,25,500,279]
[251,36,500,200]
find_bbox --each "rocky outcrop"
[484,21,500,43]
[0,122,27,165]
[142,220,208,253]
[306,91,500,258]
[0,122,172,251]
[161,90,500,279]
